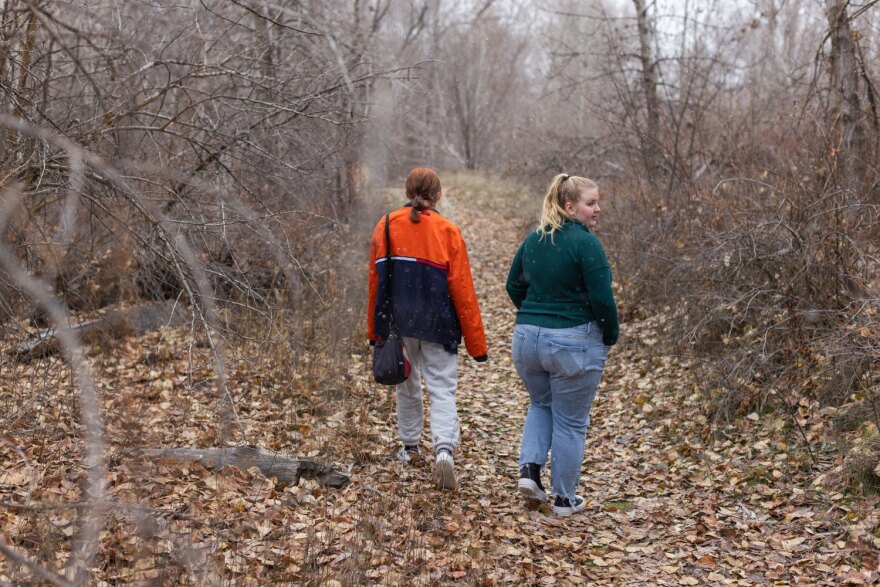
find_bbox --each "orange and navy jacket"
[367,204,488,360]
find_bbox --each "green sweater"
[506,220,619,346]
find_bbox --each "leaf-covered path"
[354,174,878,585]
[1,174,877,586]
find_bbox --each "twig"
[0,536,75,587]
[0,438,36,502]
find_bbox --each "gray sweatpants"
[396,337,460,455]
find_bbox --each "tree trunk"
[825,0,866,205]
[632,0,662,191]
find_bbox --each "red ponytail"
[405,167,442,223]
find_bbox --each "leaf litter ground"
[1,172,878,585]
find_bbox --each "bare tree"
[632,0,663,189]
[441,14,530,169]
[825,0,869,203]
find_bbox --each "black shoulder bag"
[372,214,411,385]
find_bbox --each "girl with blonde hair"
[506,173,619,515]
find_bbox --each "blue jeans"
[513,322,607,501]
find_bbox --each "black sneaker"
[552,495,586,516]
[517,463,548,502]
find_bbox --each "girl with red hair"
[367,168,488,490]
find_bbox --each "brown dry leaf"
[781,536,806,549]
[696,554,717,569]
[1,468,31,486]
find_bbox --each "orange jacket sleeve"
[447,227,488,358]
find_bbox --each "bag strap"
[384,214,397,330]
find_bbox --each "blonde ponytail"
[537,173,598,239]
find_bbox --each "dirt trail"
[1,174,874,586]
[367,174,872,586]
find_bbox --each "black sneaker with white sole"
[517,463,548,502]
[552,495,586,516]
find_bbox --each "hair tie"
[561,174,570,182]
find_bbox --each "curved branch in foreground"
[0,537,74,587]
[0,185,105,585]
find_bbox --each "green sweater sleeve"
[505,242,527,309]
[583,267,619,345]
[579,237,620,346]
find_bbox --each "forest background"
[0,0,878,584]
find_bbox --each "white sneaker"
[432,451,457,490]
[397,445,420,463]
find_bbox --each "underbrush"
[0,187,381,584]
[609,149,880,495]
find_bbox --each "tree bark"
[633,0,663,191]
[825,0,866,203]
[138,446,351,488]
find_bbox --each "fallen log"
[138,445,351,488]
[13,317,100,361]
[13,300,188,362]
